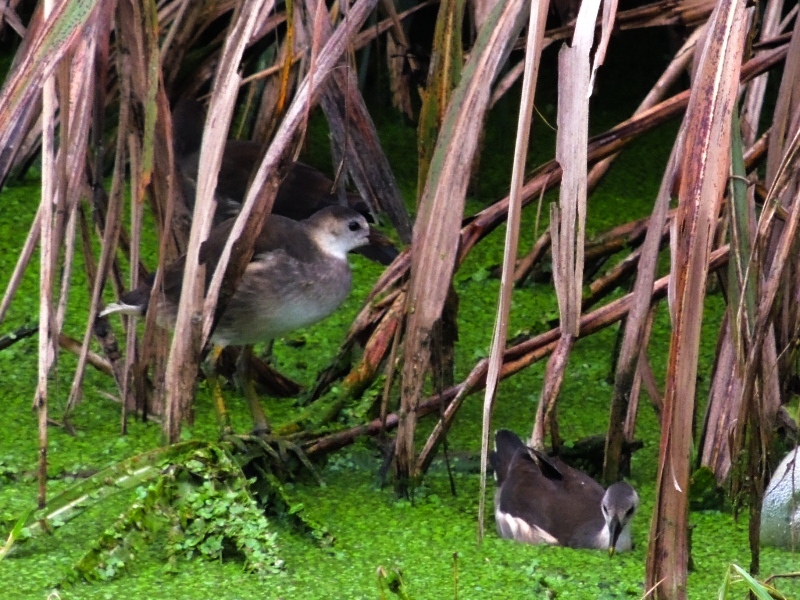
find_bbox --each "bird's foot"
[223,430,325,488]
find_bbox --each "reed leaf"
[645,0,749,594]
[395,0,531,494]
[478,0,550,539]
[531,0,605,450]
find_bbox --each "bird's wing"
[497,447,563,541]
[497,447,606,547]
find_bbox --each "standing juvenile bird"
[490,429,639,554]
[102,205,370,433]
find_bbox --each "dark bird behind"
[172,98,397,265]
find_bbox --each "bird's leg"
[286,442,326,487]
[262,339,275,365]
[205,345,233,437]
[234,347,323,485]
[237,344,271,435]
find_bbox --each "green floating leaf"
[0,508,31,560]
[58,442,288,584]
[718,564,783,600]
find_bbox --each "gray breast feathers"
[211,250,352,346]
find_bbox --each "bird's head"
[308,206,370,259]
[602,481,639,555]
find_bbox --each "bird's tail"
[490,429,526,486]
[99,302,144,318]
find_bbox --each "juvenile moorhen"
[490,429,639,554]
[102,205,370,433]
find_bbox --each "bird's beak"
[367,227,394,247]
[352,227,399,265]
[608,516,622,557]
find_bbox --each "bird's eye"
[626,507,635,517]
[349,221,362,231]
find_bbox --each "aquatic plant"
[0,0,798,597]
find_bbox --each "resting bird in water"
[490,429,639,554]
[101,205,369,433]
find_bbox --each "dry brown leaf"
[645,0,748,594]
[478,0,551,539]
[395,0,531,493]
[531,0,603,450]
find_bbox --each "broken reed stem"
[0,205,41,323]
[0,323,38,350]
[37,0,57,511]
[512,230,551,286]
[517,207,665,287]
[58,334,113,376]
[582,225,670,311]
[64,53,130,417]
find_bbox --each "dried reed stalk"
[645,0,748,593]
[602,129,680,484]
[531,0,608,450]
[395,0,530,495]
[36,8,57,508]
[477,0,550,541]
